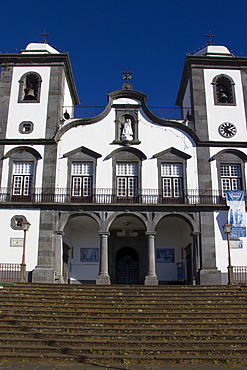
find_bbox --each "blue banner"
[226,190,246,237]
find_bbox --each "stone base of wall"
[199,268,222,285]
[32,265,55,283]
[144,274,158,285]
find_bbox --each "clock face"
[219,122,237,138]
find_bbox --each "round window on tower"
[19,121,34,134]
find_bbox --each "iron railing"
[0,188,229,205]
[233,266,247,285]
[0,263,20,283]
[63,106,193,121]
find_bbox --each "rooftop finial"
[121,68,133,90]
[39,30,50,43]
[205,31,215,46]
[121,67,133,83]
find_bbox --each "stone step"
[1,316,247,325]
[0,284,246,364]
[2,310,247,319]
[1,329,246,341]
[2,301,247,309]
[1,337,247,348]
[1,343,247,356]
[0,323,246,334]
[0,351,246,365]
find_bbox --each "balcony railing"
[0,188,229,205]
[233,266,247,285]
[63,106,193,120]
[0,263,20,283]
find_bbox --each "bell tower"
[0,42,79,188]
[176,44,247,285]
[0,42,79,283]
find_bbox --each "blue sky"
[0,0,246,107]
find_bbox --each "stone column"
[54,231,64,283]
[191,231,200,285]
[199,212,221,285]
[32,210,56,283]
[144,231,158,285]
[96,232,111,285]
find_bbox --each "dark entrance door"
[116,247,139,285]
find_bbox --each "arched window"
[212,149,247,197]
[108,147,146,203]
[153,147,191,204]
[18,72,42,103]
[4,147,41,201]
[212,74,236,105]
[63,146,102,203]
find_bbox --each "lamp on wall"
[222,222,233,285]
[19,220,31,283]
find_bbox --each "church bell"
[219,92,228,103]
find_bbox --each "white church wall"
[56,108,198,192]
[63,78,74,118]
[204,69,247,142]
[65,217,100,282]
[6,67,51,139]
[155,217,191,282]
[0,209,40,271]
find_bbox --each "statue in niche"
[121,118,133,141]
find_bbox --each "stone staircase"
[0,284,246,365]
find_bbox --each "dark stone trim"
[63,146,101,159]
[0,202,229,213]
[107,147,147,160]
[210,148,247,162]
[0,66,13,184]
[241,70,247,125]
[198,141,247,147]
[3,146,42,160]
[153,147,191,160]
[0,139,55,145]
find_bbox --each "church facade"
[0,42,247,285]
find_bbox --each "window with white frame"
[116,163,138,198]
[220,164,242,195]
[71,163,93,197]
[161,164,183,198]
[12,162,34,196]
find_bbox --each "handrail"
[0,188,229,205]
[233,266,247,285]
[62,106,193,120]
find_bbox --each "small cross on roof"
[205,31,215,46]
[121,68,133,83]
[39,30,50,43]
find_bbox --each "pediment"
[63,146,102,159]
[153,147,191,160]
